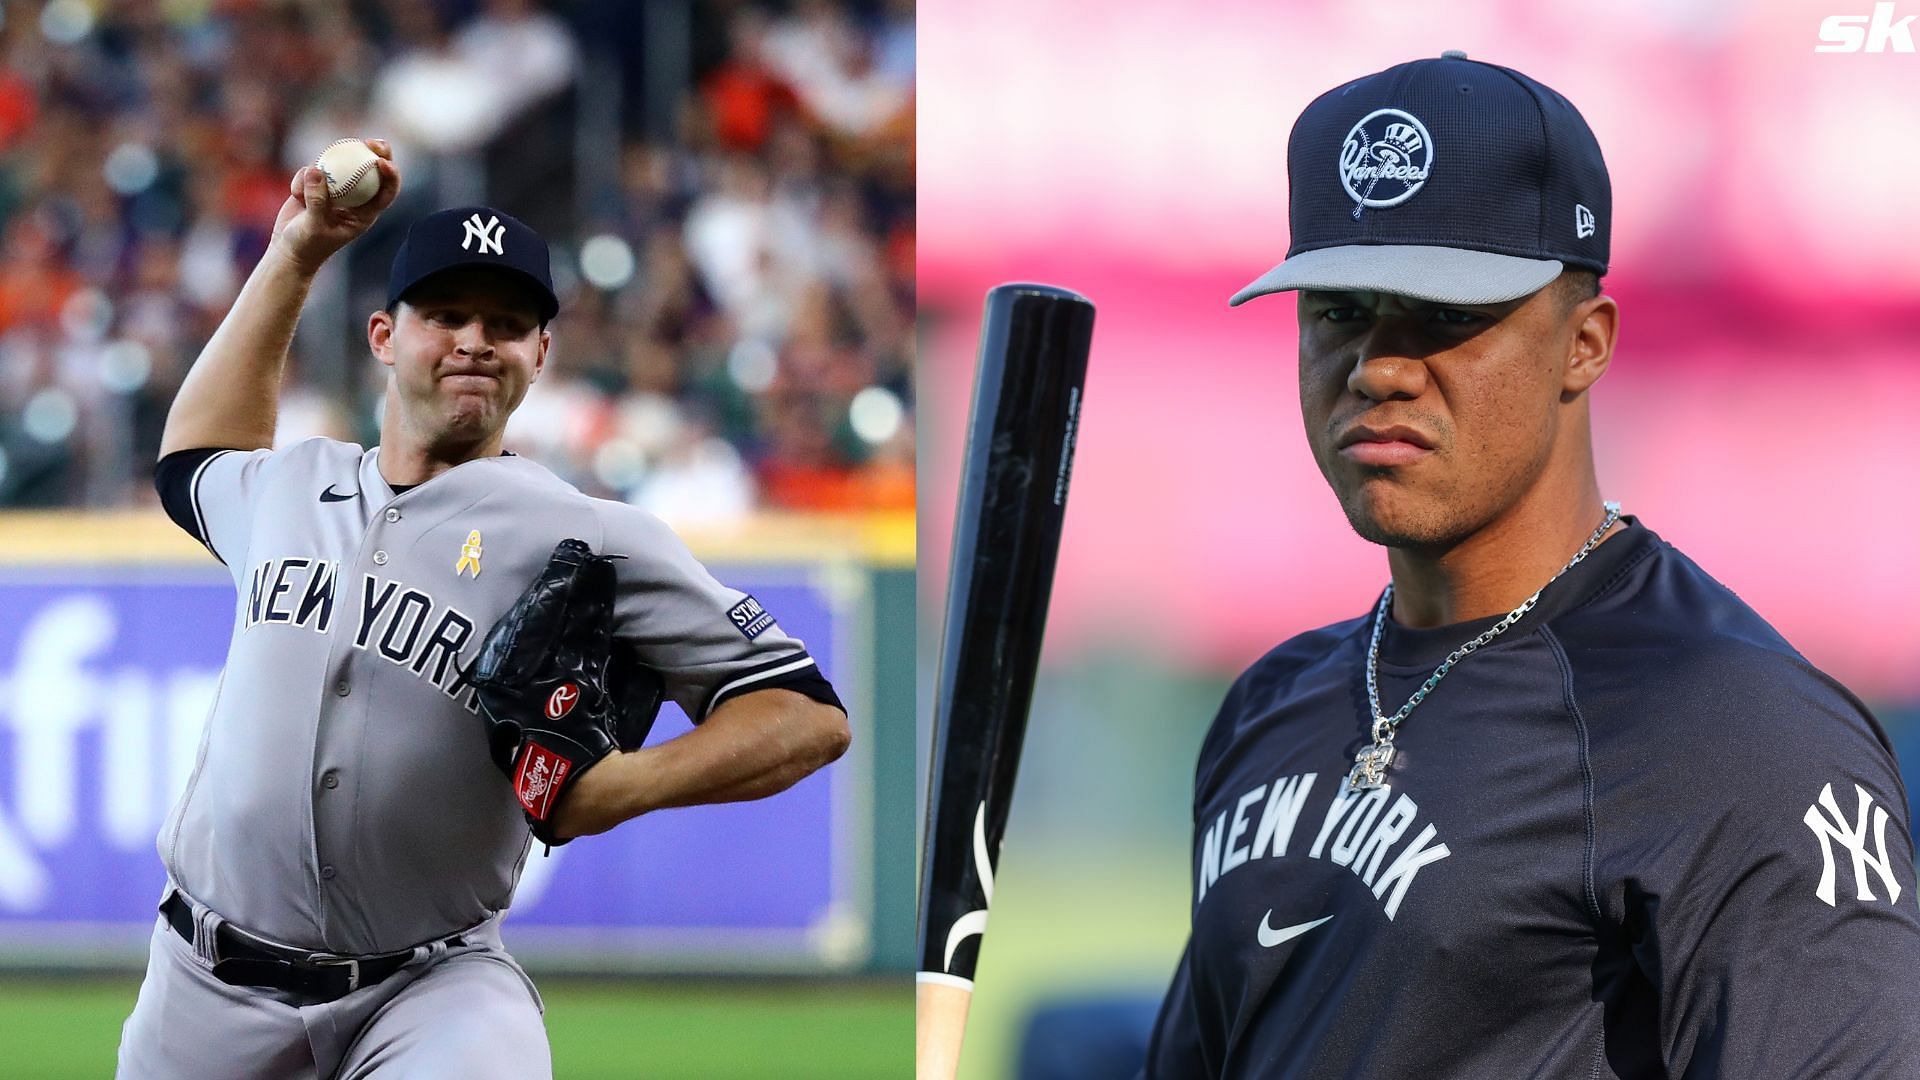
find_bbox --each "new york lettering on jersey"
[1179,643,1568,1023]
[1182,614,1585,951]
[241,559,482,706]
[1195,773,1452,921]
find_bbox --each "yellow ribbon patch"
[455,530,483,578]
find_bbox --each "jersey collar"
[1371,516,1659,671]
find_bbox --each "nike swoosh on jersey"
[1258,912,1334,948]
[319,485,358,502]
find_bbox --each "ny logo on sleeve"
[1803,782,1903,906]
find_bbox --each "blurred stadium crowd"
[0,0,915,524]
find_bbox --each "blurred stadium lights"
[849,386,904,445]
[22,388,78,445]
[59,288,111,343]
[577,233,636,290]
[99,341,153,395]
[728,337,780,393]
[592,436,647,491]
[38,0,89,46]
[614,393,680,453]
[102,143,160,196]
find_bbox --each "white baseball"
[314,138,383,209]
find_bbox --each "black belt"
[161,892,464,1003]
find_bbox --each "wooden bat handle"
[916,978,975,1080]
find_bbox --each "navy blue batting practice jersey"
[1146,518,1920,1078]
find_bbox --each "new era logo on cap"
[1231,51,1611,308]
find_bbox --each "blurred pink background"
[919,0,1920,701]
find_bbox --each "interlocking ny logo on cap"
[1339,108,1434,219]
[461,213,505,255]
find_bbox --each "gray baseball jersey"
[152,436,835,954]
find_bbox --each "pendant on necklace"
[1347,740,1394,792]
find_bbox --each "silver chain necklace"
[1347,501,1622,792]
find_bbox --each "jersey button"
[372,550,389,566]
[322,770,340,790]
[335,681,350,697]
[384,508,401,523]
[320,865,336,880]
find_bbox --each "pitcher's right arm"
[160,141,399,455]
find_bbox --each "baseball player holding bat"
[116,142,850,1078]
[1144,54,1920,1076]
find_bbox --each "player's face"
[370,269,549,450]
[1296,283,1608,549]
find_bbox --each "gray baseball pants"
[116,911,550,1079]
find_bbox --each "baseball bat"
[917,283,1095,1079]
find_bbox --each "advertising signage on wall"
[0,566,869,972]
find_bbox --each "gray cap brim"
[1229,244,1563,307]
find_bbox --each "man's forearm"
[555,688,851,838]
[159,242,318,456]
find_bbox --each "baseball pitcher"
[115,143,851,1078]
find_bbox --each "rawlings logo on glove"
[466,539,664,847]
[515,745,570,818]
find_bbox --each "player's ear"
[1561,293,1617,397]
[369,308,397,368]
[532,326,550,382]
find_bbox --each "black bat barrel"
[919,284,1095,984]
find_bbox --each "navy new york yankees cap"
[387,206,559,322]
[1231,51,1610,307]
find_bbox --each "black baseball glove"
[468,538,665,846]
